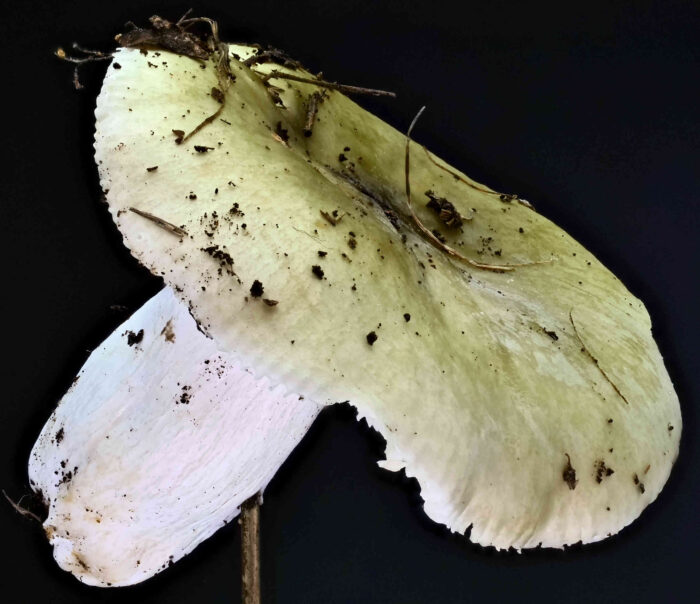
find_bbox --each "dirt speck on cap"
[562,453,577,490]
[250,280,264,298]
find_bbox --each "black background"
[1,1,698,602]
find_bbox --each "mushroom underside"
[29,287,320,586]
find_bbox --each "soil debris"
[250,280,264,298]
[320,210,342,226]
[425,191,464,228]
[160,319,176,343]
[211,86,225,103]
[274,121,289,144]
[595,460,614,483]
[116,15,210,61]
[562,453,577,490]
[542,327,558,341]
[177,384,192,405]
[242,46,303,70]
[126,329,144,346]
[633,474,646,494]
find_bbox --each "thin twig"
[3,490,43,524]
[240,494,261,604]
[54,48,113,64]
[129,207,188,237]
[180,43,232,143]
[72,67,83,90]
[320,210,343,226]
[422,146,495,195]
[176,7,195,26]
[292,226,322,243]
[303,91,324,137]
[175,18,234,144]
[569,309,630,405]
[423,146,536,210]
[178,16,219,37]
[71,42,110,57]
[242,48,303,69]
[258,70,396,98]
[55,46,113,90]
[405,108,527,272]
[181,104,226,143]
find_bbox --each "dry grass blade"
[258,70,396,98]
[130,207,188,237]
[569,310,630,405]
[423,146,536,210]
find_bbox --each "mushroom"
[32,15,681,587]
